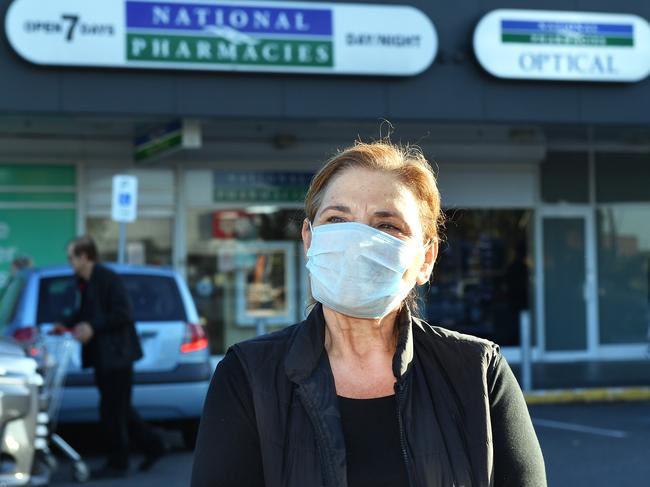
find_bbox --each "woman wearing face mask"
[191,141,546,487]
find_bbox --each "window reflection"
[424,209,534,347]
[86,217,173,266]
[186,208,303,354]
[597,205,650,344]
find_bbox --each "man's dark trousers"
[94,366,163,469]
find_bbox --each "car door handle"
[139,331,158,340]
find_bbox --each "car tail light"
[181,323,208,353]
[12,326,42,358]
[13,327,36,342]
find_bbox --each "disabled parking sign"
[111,175,139,223]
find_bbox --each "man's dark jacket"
[66,264,143,370]
[230,304,545,487]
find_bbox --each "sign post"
[111,175,138,264]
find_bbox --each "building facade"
[1,0,649,365]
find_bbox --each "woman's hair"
[305,140,443,242]
[304,140,444,316]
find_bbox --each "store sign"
[213,171,312,202]
[135,119,201,163]
[473,9,650,82]
[5,0,437,76]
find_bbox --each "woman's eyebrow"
[321,205,352,213]
[374,210,402,218]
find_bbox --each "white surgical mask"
[306,221,422,319]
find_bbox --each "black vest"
[232,304,500,487]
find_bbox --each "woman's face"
[302,167,438,288]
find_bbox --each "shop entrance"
[537,208,598,358]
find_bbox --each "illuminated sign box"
[6,0,438,76]
[473,9,650,82]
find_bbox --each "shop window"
[186,208,304,354]
[423,209,534,347]
[86,217,173,266]
[597,205,650,344]
[541,151,589,203]
[596,153,650,203]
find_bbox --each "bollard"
[519,310,533,392]
[256,318,267,337]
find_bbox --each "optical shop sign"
[474,9,650,82]
[5,0,437,76]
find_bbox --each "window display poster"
[233,241,296,326]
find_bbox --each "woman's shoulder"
[412,316,501,361]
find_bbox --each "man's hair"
[11,256,32,270]
[68,235,99,262]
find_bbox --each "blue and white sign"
[6,0,438,76]
[111,175,139,223]
[474,9,650,82]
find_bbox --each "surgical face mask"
[305,221,423,319]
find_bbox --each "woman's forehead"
[319,168,420,215]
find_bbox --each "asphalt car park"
[531,400,650,487]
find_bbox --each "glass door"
[537,208,598,357]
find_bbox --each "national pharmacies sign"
[474,9,650,82]
[5,0,437,76]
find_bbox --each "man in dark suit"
[61,236,166,479]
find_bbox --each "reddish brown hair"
[305,141,443,241]
[304,141,444,315]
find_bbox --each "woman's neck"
[323,306,399,398]
[323,306,398,361]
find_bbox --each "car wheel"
[181,420,200,450]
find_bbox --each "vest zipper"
[296,386,335,487]
[395,381,415,487]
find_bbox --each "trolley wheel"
[72,461,90,483]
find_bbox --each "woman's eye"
[326,216,346,223]
[378,223,404,234]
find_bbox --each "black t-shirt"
[338,395,409,487]
[191,352,545,486]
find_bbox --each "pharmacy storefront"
[1,0,650,366]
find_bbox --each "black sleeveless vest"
[232,304,500,487]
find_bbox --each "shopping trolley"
[40,329,90,483]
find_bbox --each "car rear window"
[124,274,186,322]
[38,273,187,324]
[37,276,78,324]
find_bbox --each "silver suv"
[0,264,211,449]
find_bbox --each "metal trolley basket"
[40,332,90,483]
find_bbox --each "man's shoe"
[91,465,130,479]
[138,448,166,472]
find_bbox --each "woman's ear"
[416,238,439,285]
[301,219,312,257]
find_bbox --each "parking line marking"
[533,418,628,438]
